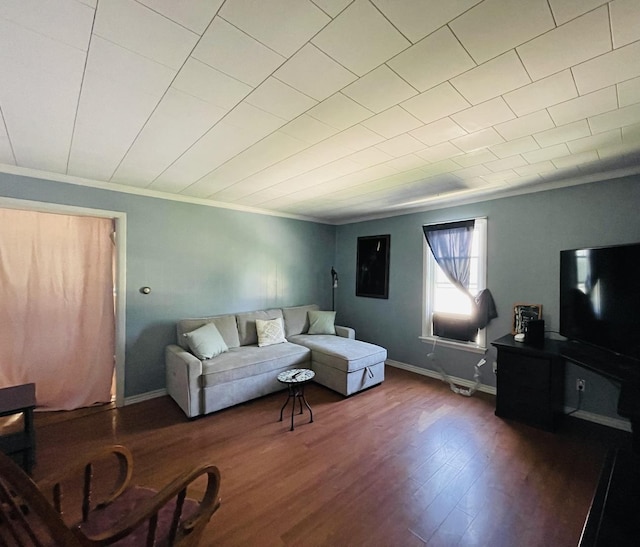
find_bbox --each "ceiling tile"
[547,0,608,25]
[375,133,424,157]
[94,0,198,70]
[480,170,516,183]
[280,114,339,144]
[192,17,285,87]
[415,142,463,163]
[372,0,482,43]
[111,88,226,186]
[420,159,462,177]
[589,103,640,134]
[245,77,317,121]
[450,0,554,64]
[310,0,354,18]
[494,110,555,141]
[401,82,470,125]
[274,44,357,102]
[453,149,498,168]
[548,86,618,127]
[451,51,530,105]
[323,125,384,154]
[361,106,422,138]
[618,77,640,107]
[172,58,252,110]
[0,0,93,51]
[610,0,640,48]
[484,155,528,172]
[385,154,429,172]
[517,6,611,81]
[533,119,591,147]
[307,93,373,130]
[489,136,540,158]
[522,143,570,163]
[572,41,640,95]
[410,118,467,146]
[348,147,394,167]
[0,109,15,165]
[622,123,640,143]
[387,26,475,92]
[343,65,417,113]
[503,70,578,116]
[451,128,504,152]
[220,0,329,57]
[567,129,622,154]
[451,97,515,132]
[515,160,556,176]
[453,164,491,179]
[312,0,410,76]
[552,150,599,169]
[137,0,222,34]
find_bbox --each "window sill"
[420,335,487,354]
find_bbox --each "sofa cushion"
[282,304,319,337]
[256,317,286,347]
[183,322,228,360]
[200,343,310,387]
[307,310,336,335]
[288,334,387,373]
[177,314,240,350]
[236,309,283,346]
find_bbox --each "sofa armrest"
[335,325,355,339]
[165,344,203,418]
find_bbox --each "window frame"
[420,217,488,353]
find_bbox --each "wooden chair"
[0,444,221,546]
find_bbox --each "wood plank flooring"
[32,366,631,546]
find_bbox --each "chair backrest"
[0,450,83,546]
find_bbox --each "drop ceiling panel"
[494,110,555,141]
[361,106,422,139]
[137,0,223,34]
[548,86,618,127]
[503,70,578,117]
[533,120,591,148]
[93,0,198,70]
[387,27,476,92]
[451,97,515,132]
[609,0,640,48]
[280,115,339,144]
[451,51,530,105]
[375,133,425,157]
[416,142,464,163]
[567,129,622,154]
[547,0,608,25]
[618,77,640,108]
[411,118,467,146]
[312,0,410,76]
[401,83,470,125]
[274,44,357,101]
[246,78,317,121]
[515,160,556,176]
[111,88,227,186]
[450,0,554,64]
[451,127,504,152]
[220,0,329,58]
[572,41,640,95]
[0,109,15,165]
[310,0,354,18]
[489,136,540,158]
[517,7,611,81]
[307,93,373,130]
[342,65,417,113]
[453,149,498,167]
[484,154,528,172]
[192,17,285,87]
[589,103,640,134]
[552,150,599,169]
[522,143,570,163]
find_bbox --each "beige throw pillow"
[307,310,336,335]
[255,317,286,347]
[183,322,228,360]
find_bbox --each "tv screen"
[560,242,640,361]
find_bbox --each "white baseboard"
[124,388,167,406]
[386,359,497,396]
[563,407,632,432]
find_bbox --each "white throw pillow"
[255,317,286,347]
[183,322,228,360]
[307,310,336,335]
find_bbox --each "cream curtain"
[0,208,115,410]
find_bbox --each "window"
[422,217,487,351]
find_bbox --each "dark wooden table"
[0,383,36,474]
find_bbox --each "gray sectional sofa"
[165,304,386,418]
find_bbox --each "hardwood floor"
[32,366,630,546]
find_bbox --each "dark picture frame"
[356,235,390,299]
[512,303,543,334]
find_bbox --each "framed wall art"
[356,235,390,299]
[512,303,543,334]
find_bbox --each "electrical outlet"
[576,378,586,392]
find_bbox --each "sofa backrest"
[236,309,283,346]
[176,314,240,350]
[282,304,319,338]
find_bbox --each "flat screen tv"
[560,242,640,362]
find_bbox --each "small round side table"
[277,369,315,431]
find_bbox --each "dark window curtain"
[422,219,475,298]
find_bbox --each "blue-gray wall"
[0,172,336,398]
[335,176,640,420]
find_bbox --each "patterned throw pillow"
[255,317,286,347]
